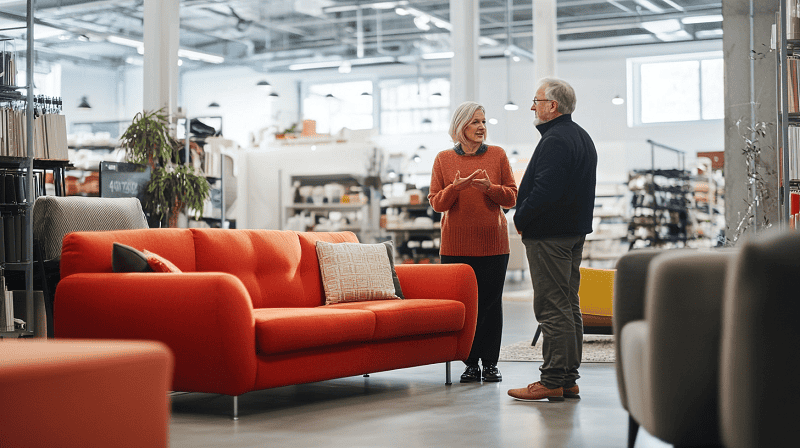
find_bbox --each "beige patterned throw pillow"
[316,241,400,305]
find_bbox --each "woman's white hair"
[539,78,577,115]
[448,101,486,147]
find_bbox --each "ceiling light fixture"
[413,15,431,31]
[257,80,271,89]
[641,19,682,34]
[338,61,352,74]
[421,51,454,60]
[503,0,517,112]
[361,91,371,96]
[488,118,498,125]
[105,35,224,64]
[269,92,280,98]
[208,101,220,108]
[612,96,625,105]
[289,56,396,71]
[681,14,723,25]
[77,96,91,110]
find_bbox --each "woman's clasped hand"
[453,169,491,192]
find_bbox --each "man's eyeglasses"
[532,99,555,106]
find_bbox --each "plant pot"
[169,199,184,228]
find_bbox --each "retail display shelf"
[287,203,366,211]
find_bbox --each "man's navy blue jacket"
[514,114,597,239]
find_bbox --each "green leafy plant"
[145,164,211,223]
[119,109,175,167]
[120,108,211,226]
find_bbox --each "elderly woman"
[427,101,518,383]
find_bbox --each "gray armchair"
[614,248,733,448]
[719,230,800,448]
[32,196,149,337]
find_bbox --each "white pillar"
[533,0,557,81]
[143,0,179,116]
[450,0,480,109]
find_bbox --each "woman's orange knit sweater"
[428,145,518,257]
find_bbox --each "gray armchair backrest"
[612,248,667,411]
[720,230,800,448]
[642,249,733,445]
[33,196,149,261]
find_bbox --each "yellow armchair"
[531,266,614,346]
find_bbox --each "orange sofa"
[54,228,478,418]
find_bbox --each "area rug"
[499,335,615,363]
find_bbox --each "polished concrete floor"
[169,277,672,448]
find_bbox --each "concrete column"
[450,0,480,109]
[533,0,557,81]
[722,0,779,239]
[143,0,179,116]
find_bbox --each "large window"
[380,77,450,134]
[303,81,373,135]
[628,52,723,126]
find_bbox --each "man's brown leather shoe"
[507,382,564,402]
[563,384,580,399]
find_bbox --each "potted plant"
[119,109,210,227]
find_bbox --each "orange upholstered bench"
[0,339,173,448]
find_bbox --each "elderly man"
[508,78,598,402]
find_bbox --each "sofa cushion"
[316,241,400,305]
[112,242,182,273]
[192,229,308,308]
[327,299,465,340]
[382,241,404,299]
[253,307,375,355]
[296,231,360,306]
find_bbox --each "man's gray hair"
[449,101,486,147]
[539,78,576,115]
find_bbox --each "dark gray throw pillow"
[382,241,405,299]
[112,242,153,273]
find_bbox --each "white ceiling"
[0,0,723,71]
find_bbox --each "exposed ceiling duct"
[0,0,721,71]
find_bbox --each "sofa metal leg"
[363,374,369,377]
[232,395,239,421]
[627,414,639,448]
[445,361,452,385]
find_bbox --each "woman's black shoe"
[460,365,481,383]
[482,364,502,382]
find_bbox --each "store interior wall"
[60,38,724,187]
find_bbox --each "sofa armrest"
[55,272,257,396]
[394,263,478,359]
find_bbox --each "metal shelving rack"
[0,0,35,338]
[777,3,797,227]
